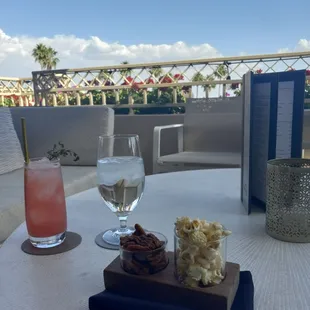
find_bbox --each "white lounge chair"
[153,97,242,174]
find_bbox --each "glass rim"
[120,231,168,254]
[24,157,60,168]
[25,156,58,161]
[174,226,228,240]
[98,134,139,140]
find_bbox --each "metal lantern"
[266,158,310,243]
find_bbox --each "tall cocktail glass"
[24,157,67,248]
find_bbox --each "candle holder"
[266,158,310,242]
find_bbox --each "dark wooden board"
[104,251,240,310]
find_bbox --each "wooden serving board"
[104,251,240,310]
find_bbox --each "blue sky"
[1,0,310,77]
[1,0,310,56]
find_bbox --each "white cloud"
[298,39,310,50]
[0,29,222,77]
[1,27,309,97]
[278,39,310,53]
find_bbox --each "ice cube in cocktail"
[24,157,67,248]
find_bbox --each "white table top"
[0,169,309,310]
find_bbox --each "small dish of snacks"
[120,224,168,275]
[174,217,231,287]
[103,219,240,310]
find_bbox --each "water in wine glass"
[97,156,145,217]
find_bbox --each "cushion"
[62,166,96,197]
[158,151,241,167]
[10,106,114,166]
[0,166,96,243]
[184,98,242,153]
[183,113,242,153]
[0,108,24,174]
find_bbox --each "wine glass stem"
[118,216,128,232]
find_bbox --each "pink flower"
[122,76,134,85]
[159,75,173,91]
[174,74,184,81]
[131,82,143,92]
[145,78,154,84]
[161,76,173,84]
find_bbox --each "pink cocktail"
[24,158,67,248]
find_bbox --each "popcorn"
[195,256,211,270]
[211,222,223,230]
[200,247,217,261]
[191,219,201,231]
[184,276,199,288]
[180,247,197,264]
[188,230,208,245]
[175,216,191,232]
[175,217,231,287]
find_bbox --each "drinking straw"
[21,118,30,164]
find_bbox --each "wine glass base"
[95,227,135,250]
[103,227,135,246]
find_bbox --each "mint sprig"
[47,142,79,162]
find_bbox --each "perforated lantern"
[266,159,310,243]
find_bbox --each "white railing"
[0,77,33,106]
[1,51,310,113]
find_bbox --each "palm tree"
[32,43,46,68]
[214,64,228,97]
[32,44,59,70]
[203,75,216,98]
[214,64,228,79]
[149,66,164,79]
[44,47,59,70]
[192,72,205,97]
[98,69,114,86]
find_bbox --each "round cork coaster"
[21,231,82,256]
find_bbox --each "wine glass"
[97,134,145,246]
